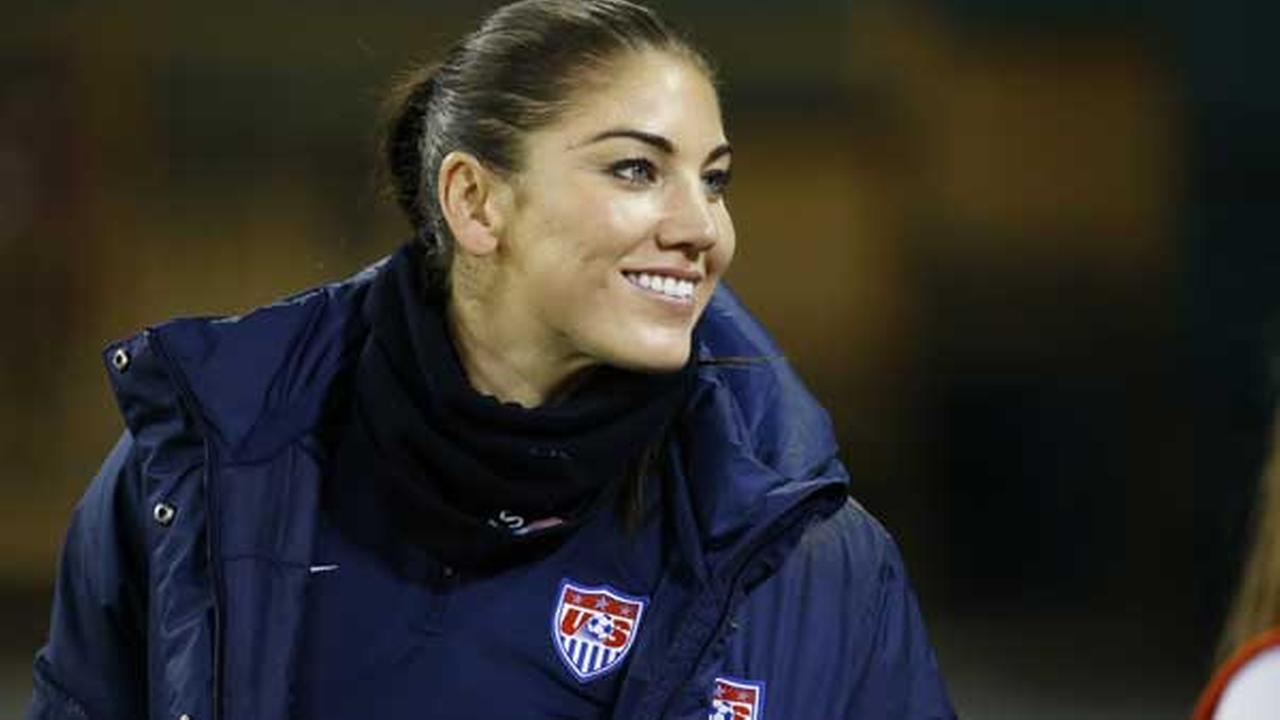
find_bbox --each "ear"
[438,150,510,257]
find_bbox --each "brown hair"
[382,0,713,287]
[1218,408,1280,660]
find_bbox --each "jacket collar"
[108,246,849,564]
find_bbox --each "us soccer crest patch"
[709,676,766,720]
[551,579,647,681]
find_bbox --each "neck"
[446,285,594,409]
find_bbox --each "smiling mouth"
[622,271,697,302]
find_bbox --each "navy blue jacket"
[27,253,955,720]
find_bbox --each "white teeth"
[624,272,696,300]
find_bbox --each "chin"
[605,333,692,374]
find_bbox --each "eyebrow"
[580,128,732,165]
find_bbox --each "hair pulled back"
[383,0,712,284]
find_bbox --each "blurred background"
[1,0,1276,717]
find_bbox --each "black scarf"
[329,243,694,572]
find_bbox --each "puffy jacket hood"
[674,289,849,581]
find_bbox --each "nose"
[655,174,719,255]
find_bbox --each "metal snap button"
[153,502,177,526]
[179,714,192,720]
[110,347,130,372]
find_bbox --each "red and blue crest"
[709,676,766,720]
[551,579,647,682]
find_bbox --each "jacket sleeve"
[27,431,150,720]
[734,500,957,719]
[848,517,956,720]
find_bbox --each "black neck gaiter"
[331,243,694,572]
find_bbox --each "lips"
[622,271,697,301]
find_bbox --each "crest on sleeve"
[709,676,766,720]
[551,579,647,682]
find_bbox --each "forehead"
[550,51,726,149]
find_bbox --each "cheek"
[549,191,656,266]
[557,198,662,294]
[601,195,663,249]
[710,208,737,275]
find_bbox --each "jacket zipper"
[205,442,225,720]
[638,487,847,720]
[147,330,225,720]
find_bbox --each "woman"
[27,1,955,718]
[1194,403,1280,719]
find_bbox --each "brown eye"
[609,158,658,186]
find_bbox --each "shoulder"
[736,497,908,628]
[786,498,907,614]
[1197,629,1280,720]
[727,498,956,717]
[63,432,150,592]
[104,252,385,461]
[799,498,899,565]
[742,497,941,669]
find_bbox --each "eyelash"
[703,168,732,197]
[610,158,657,186]
[607,159,733,198]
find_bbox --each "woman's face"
[493,50,735,374]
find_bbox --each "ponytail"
[383,66,440,240]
